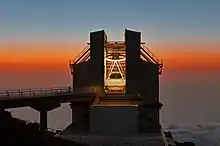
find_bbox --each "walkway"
[0,86,97,109]
[0,86,72,99]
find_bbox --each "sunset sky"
[0,0,219,88]
[1,0,220,127]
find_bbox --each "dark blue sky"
[0,0,219,43]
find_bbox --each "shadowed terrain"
[0,109,84,146]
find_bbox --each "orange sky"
[151,42,220,71]
[0,41,219,89]
[0,42,220,71]
[0,42,82,65]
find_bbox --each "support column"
[40,110,47,132]
[138,103,162,133]
[70,103,90,123]
[138,60,161,133]
[89,30,106,90]
[125,29,141,95]
[30,101,60,132]
[70,105,83,123]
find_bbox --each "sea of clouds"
[8,104,220,146]
[165,123,220,146]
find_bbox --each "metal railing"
[140,50,153,63]
[141,45,163,74]
[107,41,124,44]
[0,86,98,99]
[141,45,163,65]
[72,45,90,64]
[0,86,73,99]
[161,129,172,146]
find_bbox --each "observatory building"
[58,29,172,146]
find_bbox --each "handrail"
[141,45,163,65]
[0,86,72,98]
[108,41,124,43]
[74,48,90,64]
[107,41,145,44]
[140,45,163,74]
[72,45,90,64]
[161,129,173,146]
[140,50,153,63]
[80,52,90,63]
[0,86,72,92]
[69,49,90,75]
[141,46,158,63]
[0,86,97,99]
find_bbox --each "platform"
[58,133,168,146]
[58,103,168,146]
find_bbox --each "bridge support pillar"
[70,103,90,123]
[31,101,60,132]
[40,110,47,131]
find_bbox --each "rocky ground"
[0,109,196,146]
[0,109,84,146]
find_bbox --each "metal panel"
[125,29,141,95]
[73,61,90,90]
[138,106,160,133]
[138,61,160,133]
[140,61,159,104]
[89,30,106,90]
[89,105,138,135]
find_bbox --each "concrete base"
[90,104,138,135]
[58,133,167,146]
[58,103,168,146]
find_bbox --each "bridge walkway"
[0,86,97,109]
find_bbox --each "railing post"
[6,90,9,98]
[33,91,35,97]
[68,86,71,92]
[18,90,21,96]
[40,109,47,132]
[44,90,47,96]
[29,88,32,96]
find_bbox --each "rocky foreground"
[0,110,83,146]
[0,110,196,146]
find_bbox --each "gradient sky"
[0,0,220,64]
[1,0,220,126]
[0,0,219,90]
[1,0,220,42]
